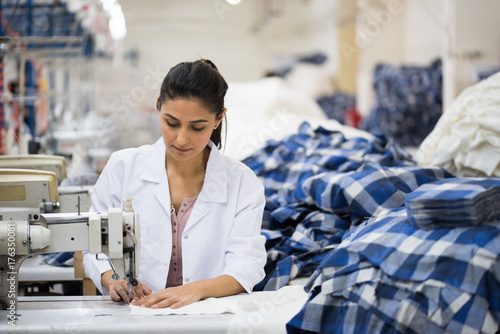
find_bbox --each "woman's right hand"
[101,270,152,303]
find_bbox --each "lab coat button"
[184,234,188,239]
[163,261,168,266]
[185,278,189,282]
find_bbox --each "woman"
[83,59,266,309]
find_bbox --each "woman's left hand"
[130,283,203,309]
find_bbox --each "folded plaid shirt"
[405,177,500,229]
[287,206,500,333]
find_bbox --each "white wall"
[121,0,263,82]
[403,0,445,64]
[451,0,500,101]
[356,0,407,116]
[254,0,339,75]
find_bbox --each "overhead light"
[109,4,126,40]
[226,0,241,5]
[100,0,126,40]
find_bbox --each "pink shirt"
[165,193,199,288]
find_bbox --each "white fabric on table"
[128,285,308,334]
[228,285,308,334]
[129,297,238,315]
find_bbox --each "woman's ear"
[216,108,227,127]
[156,96,161,111]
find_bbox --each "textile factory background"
[91,0,500,120]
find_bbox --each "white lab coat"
[83,138,266,294]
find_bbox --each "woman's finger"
[114,281,131,303]
[132,284,145,299]
[132,290,169,308]
[142,284,153,296]
[133,283,153,299]
[154,300,182,309]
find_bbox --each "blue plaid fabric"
[43,252,74,266]
[294,164,453,219]
[256,210,349,291]
[406,178,500,229]
[287,206,500,333]
[244,123,454,291]
[243,122,415,208]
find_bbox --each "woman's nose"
[177,128,189,146]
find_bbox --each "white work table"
[1,286,308,334]
[1,296,231,333]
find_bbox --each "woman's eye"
[166,121,179,128]
[192,126,205,132]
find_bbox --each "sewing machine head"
[0,155,67,184]
[0,169,140,310]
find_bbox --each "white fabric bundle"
[415,71,500,177]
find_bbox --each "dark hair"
[157,59,228,149]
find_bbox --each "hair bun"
[200,58,218,70]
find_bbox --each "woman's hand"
[101,270,152,303]
[131,283,203,309]
[131,275,245,309]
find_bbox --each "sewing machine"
[0,154,92,214]
[0,169,140,311]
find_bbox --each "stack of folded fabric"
[405,178,500,229]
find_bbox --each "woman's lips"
[173,146,191,153]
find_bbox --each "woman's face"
[159,98,220,162]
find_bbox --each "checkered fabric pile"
[244,122,453,291]
[405,177,500,229]
[362,59,443,147]
[287,206,500,333]
[245,123,500,332]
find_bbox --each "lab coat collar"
[140,138,171,216]
[140,138,167,183]
[200,140,228,203]
[140,138,228,217]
